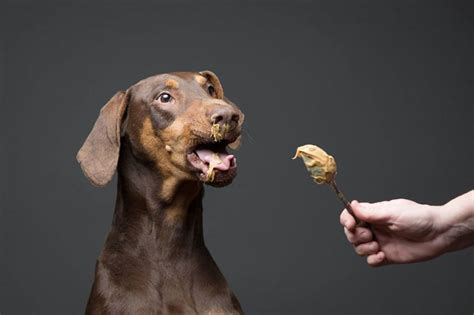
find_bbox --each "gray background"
[1,1,473,314]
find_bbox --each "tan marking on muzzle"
[140,117,169,172]
[140,117,160,157]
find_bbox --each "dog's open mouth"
[187,140,237,186]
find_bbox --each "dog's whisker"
[242,127,255,144]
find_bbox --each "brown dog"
[77,71,244,314]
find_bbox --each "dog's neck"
[112,143,206,259]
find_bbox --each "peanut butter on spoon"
[292,144,337,184]
[293,144,367,226]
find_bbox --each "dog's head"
[77,71,244,188]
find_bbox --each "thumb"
[351,200,392,224]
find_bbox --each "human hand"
[339,199,451,266]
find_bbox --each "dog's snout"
[210,107,240,126]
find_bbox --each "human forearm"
[438,190,474,253]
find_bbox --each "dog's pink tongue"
[195,149,234,171]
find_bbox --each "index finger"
[339,209,356,231]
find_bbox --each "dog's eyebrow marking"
[194,74,207,85]
[165,79,179,89]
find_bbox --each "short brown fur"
[77,71,244,314]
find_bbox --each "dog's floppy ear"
[199,70,224,99]
[77,90,130,187]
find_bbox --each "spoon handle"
[329,180,374,232]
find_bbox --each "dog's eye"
[157,92,173,103]
[207,85,216,97]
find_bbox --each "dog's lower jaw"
[85,149,243,315]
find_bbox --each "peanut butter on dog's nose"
[211,123,230,142]
[292,144,337,184]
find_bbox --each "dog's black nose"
[210,107,240,125]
